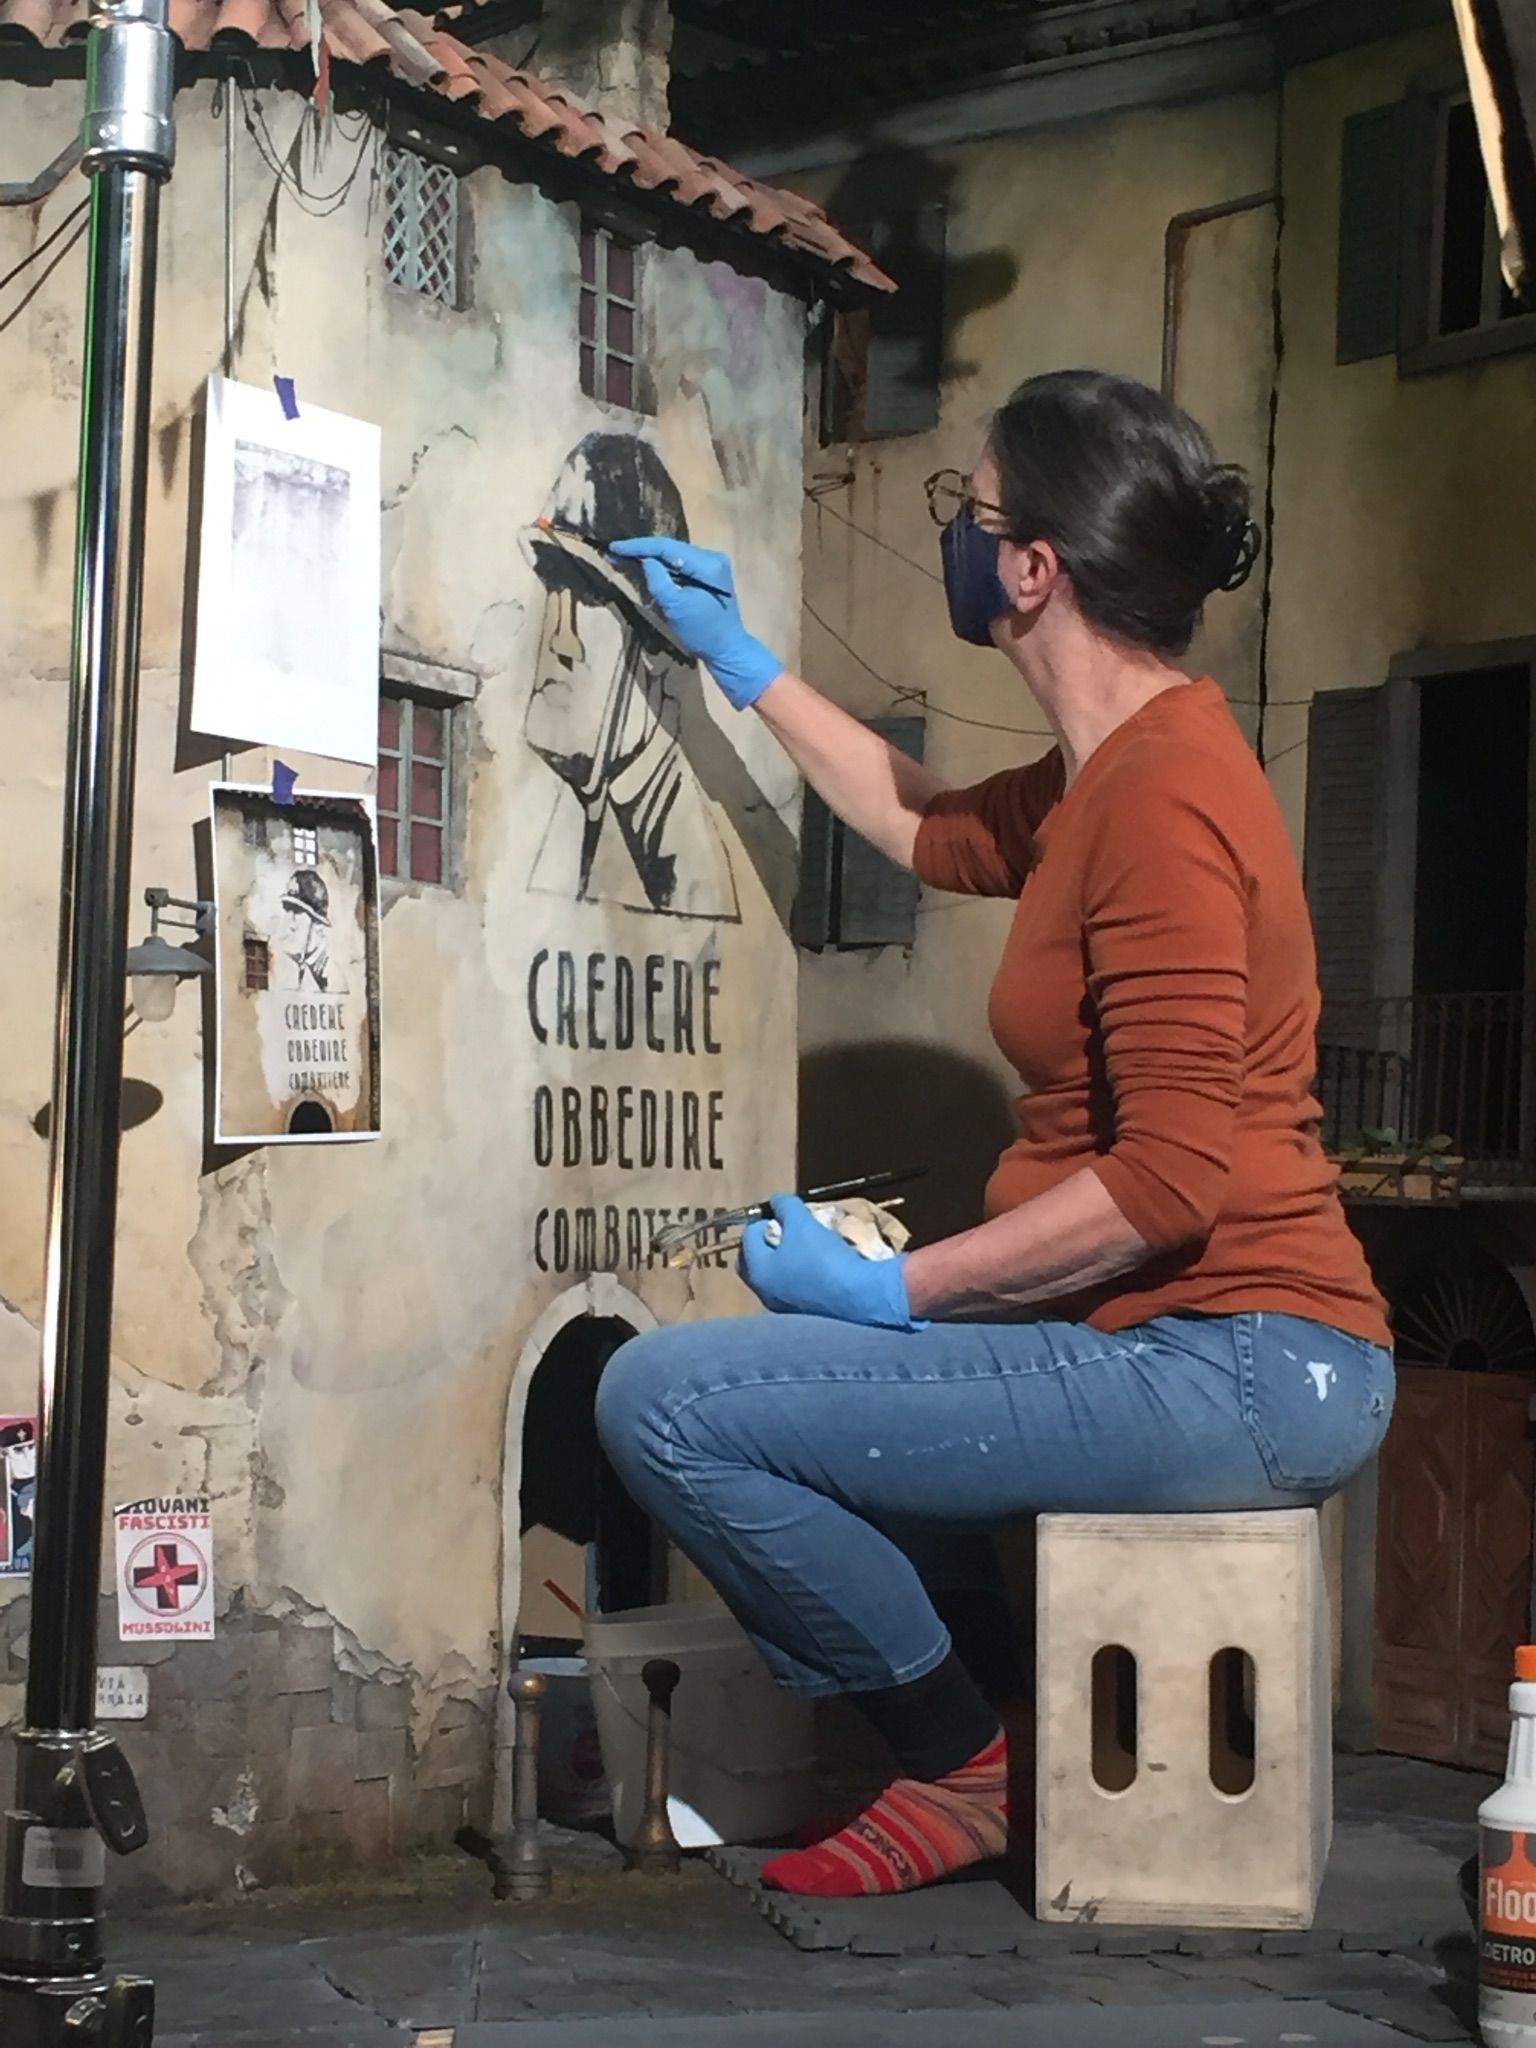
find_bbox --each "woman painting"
[596,371,1394,1899]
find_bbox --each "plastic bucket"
[518,1655,610,1826]
[584,1601,816,1849]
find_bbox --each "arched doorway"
[516,1313,663,1651]
[494,1280,665,1833]
[1375,1242,1536,1768]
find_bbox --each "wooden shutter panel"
[1304,686,1387,1019]
[1337,103,1408,363]
[794,781,837,949]
[863,208,946,438]
[836,717,925,948]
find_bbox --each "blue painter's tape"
[273,375,299,421]
[272,760,298,805]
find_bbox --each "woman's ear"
[1000,536,1063,618]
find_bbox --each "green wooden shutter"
[1337,103,1408,364]
[863,208,946,438]
[837,717,925,948]
[794,717,925,949]
[794,779,838,949]
[1304,686,1387,1022]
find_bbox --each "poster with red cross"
[114,1496,215,1641]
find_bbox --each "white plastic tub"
[583,1601,816,1849]
[517,1655,609,1826]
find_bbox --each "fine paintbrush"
[650,1166,926,1262]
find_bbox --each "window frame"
[820,204,946,446]
[1400,87,1536,375]
[795,714,925,951]
[377,653,479,895]
[381,140,471,311]
[578,220,654,416]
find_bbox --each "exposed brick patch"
[0,1595,495,1902]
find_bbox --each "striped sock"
[762,1733,1009,1896]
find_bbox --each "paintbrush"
[650,1166,925,1262]
[535,518,733,599]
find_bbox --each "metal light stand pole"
[0,0,174,2039]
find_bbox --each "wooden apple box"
[1329,1149,1465,1203]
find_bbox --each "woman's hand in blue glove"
[739,1196,927,1332]
[609,538,785,710]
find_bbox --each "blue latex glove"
[739,1195,927,1332]
[609,537,785,710]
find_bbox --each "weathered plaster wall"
[793,89,1279,1241]
[788,28,1536,1725]
[1264,21,1536,844]
[0,78,802,1896]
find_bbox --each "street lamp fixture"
[124,887,214,1023]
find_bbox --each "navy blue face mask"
[940,510,1012,647]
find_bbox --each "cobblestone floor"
[113,1754,1487,2047]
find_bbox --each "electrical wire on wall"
[227,57,377,219]
[0,195,89,340]
[804,484,1319,747]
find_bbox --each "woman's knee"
[595,1323,716,1475]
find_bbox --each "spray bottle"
[1480,1646,1536,2044]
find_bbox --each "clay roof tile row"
[0,0,891,295]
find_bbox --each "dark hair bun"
[989,370,1262,655]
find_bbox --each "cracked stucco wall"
[0,76,804,1897]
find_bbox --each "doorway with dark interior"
[517,1314,663,1656]
[1409,664,1530,1163]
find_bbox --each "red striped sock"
[762,1733,1009,1897]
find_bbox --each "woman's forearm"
[755,670,948,870]
[903,1169,1151,1319]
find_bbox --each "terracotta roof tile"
[0,0,59,40]
[0,0,892,295]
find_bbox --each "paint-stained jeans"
[595,1310,1394,1697]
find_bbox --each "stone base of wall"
[0,1595,494,1903]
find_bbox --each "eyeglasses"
[924,469,1009,533]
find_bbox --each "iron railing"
[1317,991,1536,1188]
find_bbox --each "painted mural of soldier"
[523,432,740,921]
[279,868,332,991]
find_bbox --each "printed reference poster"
[190,375,381,765]
[211,784,382,1144]
[0,1418,35,1576]
[114,1496,215,1641]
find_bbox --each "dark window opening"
[1408,666,1529,1161]
[288,1100,333,1135]
[1335,93,1535,369]
[518,1316,662,1657]
[379,689,450,886]
[1413,667,1528,999]
[796,715,924,950]
[1435,99,1524,341]
[579,225,648,414]
[823,206,946,443]
[242,937,270,992]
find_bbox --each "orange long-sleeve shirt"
[912,677,1390,1346]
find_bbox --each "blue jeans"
[595,1310,1394,1697]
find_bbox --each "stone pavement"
[120,1755,1486,2047]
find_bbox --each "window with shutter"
[383,144,466,308]
[1339,88,1536,372]
[1336,104,1407,364]
[795,716,925,949]
[822,208,946,443]
[1304,687,1389,1015]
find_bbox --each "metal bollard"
[502,1669,552,1900]
[630,1657,682,1875]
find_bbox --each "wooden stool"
[1035,1509,1331,1930]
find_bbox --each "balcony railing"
[1316,991,1536,1189]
